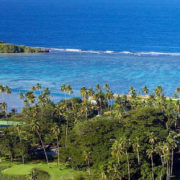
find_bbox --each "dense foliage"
[0,41,49,53]
[0,83,180,179]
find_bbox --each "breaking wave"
[48,48,180,56]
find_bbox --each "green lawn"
[0,162,87,180]
[0,120,19,126]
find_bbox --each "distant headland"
[0,41,49,53]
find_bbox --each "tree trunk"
[65,119,68,147]
[171,150,174,175]
[17,129,25,164]
[126,150,131,180]
[86,106,88,120]
[37,130,49,165]
[87,158,91,176]
[161,156,165,167]
[166,163,170,180]
[137,148,140,165]
[57,138,60,166]
[151,155,154,180]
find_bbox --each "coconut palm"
[31,86,36,92]
[112,137,131,180]
[176,87,180,98]
[66,84,73,98]
[148,132,157,147]
[0,85,4,102]
[111,139,123,164]
[105,90,114,111]
[142,85,149,95]
[147,147,155,180]
[80,87,87,101]
[43,88,50,96]
[96,84,102,93]
[36,83,42,95]
[1,102,7,117]
[87,88,94,98]
[155,142,165,167]
[51,123,61,166]
[31,119,49,165]
[25,91,36,106]
[19,92,24,100]
[161,142,171,180]
[104,83,110,91]
[5,86,11,94]
[167,131,179,176]
[93,92,105,115]
[15,124,25,164]
[61,84,66,99]
[155,85,163,98]
[129,86,136,99]
[132,137,140,165]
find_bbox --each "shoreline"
[0,41,49,53]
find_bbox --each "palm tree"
[132,137,140,165]
[36,83,42,95]
[31,86,36,92]
[5,86,11,107]
[93,92,105,115]
[61,84,66,99]
[105,90,114,111]
[51,124,61,166]
[0,85,4,102]
[25,91,36,106]
[167,131,179,176]
[1,102,7,117]
[96,84,102,93]
[162,142,171,180]
[31,119,49,165]
[148,132,157,147]
[19,92,24,100]
[80,87,87,101]
[111,139,123,164]
[155,142,165,167]
[66,84,73,98]
[104,83,110,91]
[87,88,94,98]
[176,87,180,98]
[112,137,131,180]
[5,86,11,94]
[147,147,155,180]
[142,86,149,95]
[15,125,25,164]
[147,132,157,180]
[129,86,136,99]
[155,85,163,98]
[43,88,50,96]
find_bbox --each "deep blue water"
[1,0,180,110]
[1,0,180,52]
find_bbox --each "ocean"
[1,0,180,110]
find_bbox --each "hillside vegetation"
[0,41,49,53]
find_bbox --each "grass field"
[0,162,88,180]
[0,120,19,126]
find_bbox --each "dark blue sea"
[1,0,180,110]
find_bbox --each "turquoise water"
[1,0,180,110]
[0,52,180,96]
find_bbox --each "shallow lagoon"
[1,51,180,111]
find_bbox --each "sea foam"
[49,48,180,56]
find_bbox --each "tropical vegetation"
[0,83,180,179]
[0,41,49,53]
